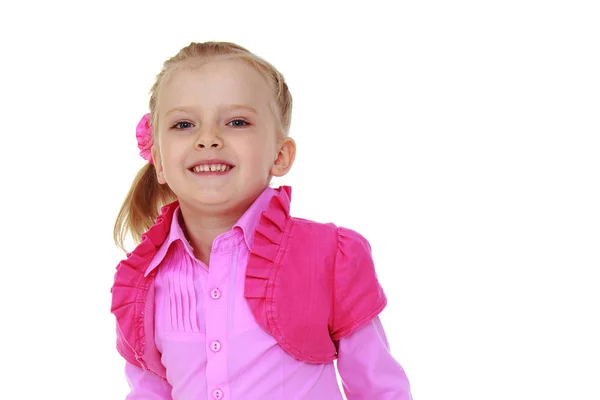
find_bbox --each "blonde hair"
[113,41,293,252]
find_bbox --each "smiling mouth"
[189,163,234,173]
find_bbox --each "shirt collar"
[144,186,278,277]
[234,186,278,249]
[144,205,193,277]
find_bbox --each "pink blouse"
[124,187,411,400]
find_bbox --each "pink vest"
[111,186,387,379]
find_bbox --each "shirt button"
[210,340,221,352]
[211,288,221,299]
[212,389,223,399]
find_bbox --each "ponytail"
[113,163,176,252]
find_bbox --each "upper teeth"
[193,164,230,173]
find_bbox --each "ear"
[151,145,167,184]
[270,137,296,177]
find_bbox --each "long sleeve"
[336,316,412,400]
[124,362,173,400]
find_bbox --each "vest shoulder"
[290,216,338,231]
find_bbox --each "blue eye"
[172,121,193,130]
[227,119,249,127]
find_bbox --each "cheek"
[246,152,272,173]
[254,143,277,170]
[159,140,185,163]
[239,137,275,163]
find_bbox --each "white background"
[0,1,598,399]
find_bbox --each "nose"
[194,126,223,149]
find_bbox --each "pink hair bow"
[136,113,154,164]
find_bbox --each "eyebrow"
[165,104,258,117]
[227,104,258,115]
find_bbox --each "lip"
[188,159,235,170]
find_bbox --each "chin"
[173,180,267,210]
[187,190,232,206]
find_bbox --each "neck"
[177,202,246,266]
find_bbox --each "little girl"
[111,41,412,400]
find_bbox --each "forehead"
[157,57,275,114]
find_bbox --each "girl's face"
[152,57,295,214]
